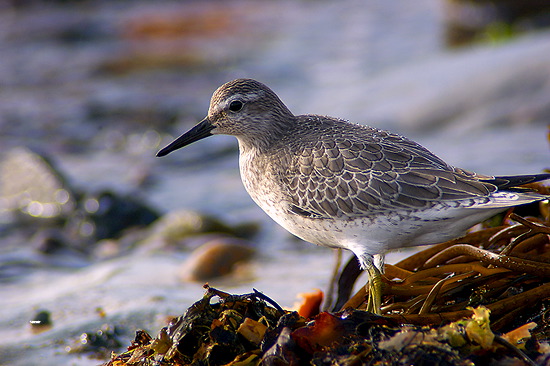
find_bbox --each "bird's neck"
[236,135,274,155]
[236,116,295,153]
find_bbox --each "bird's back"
[264,115,503,219]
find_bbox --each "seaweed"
[103,189,550,366]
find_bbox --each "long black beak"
[156,117,215,157]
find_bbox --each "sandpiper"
[157,78,550,313]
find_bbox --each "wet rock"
[0,147,76,221]
[29,309,52,334]
[180,237,255,282]
[139,209,254,250]
[68,190,160,241]
[65,324,123,359]
[31,228,68,254]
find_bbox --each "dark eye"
[229,100,243,112]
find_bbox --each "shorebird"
[157,78,550,314]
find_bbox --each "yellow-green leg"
[366,264,382,314]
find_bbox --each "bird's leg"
[357,253,383,315]
[366,265,382,314]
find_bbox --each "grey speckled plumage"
[157,78,550,311]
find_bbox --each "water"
[1,1,549,364]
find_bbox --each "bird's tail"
[481,173,550,191]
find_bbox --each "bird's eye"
[229,100,244,112]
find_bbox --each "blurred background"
[1,0,549,364]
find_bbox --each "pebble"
[180,237,255,282]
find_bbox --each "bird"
[157,78,550,314]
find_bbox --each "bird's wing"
[280,133,497,219]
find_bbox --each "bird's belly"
[249,190,503,257]
[250,197,419,255]
[240,180,348,248]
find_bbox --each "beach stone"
[180,237,255,282]
[29,309,52,334]
[0,147,75,220]
[140,209,249,249]
[31,228,67,254]
[78,191,160,240]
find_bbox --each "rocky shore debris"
[0,147,160,251]
[0,147,257,274]
[103,283,549,366]
[102,189,550,365]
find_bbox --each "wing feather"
[278,121,499,219]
